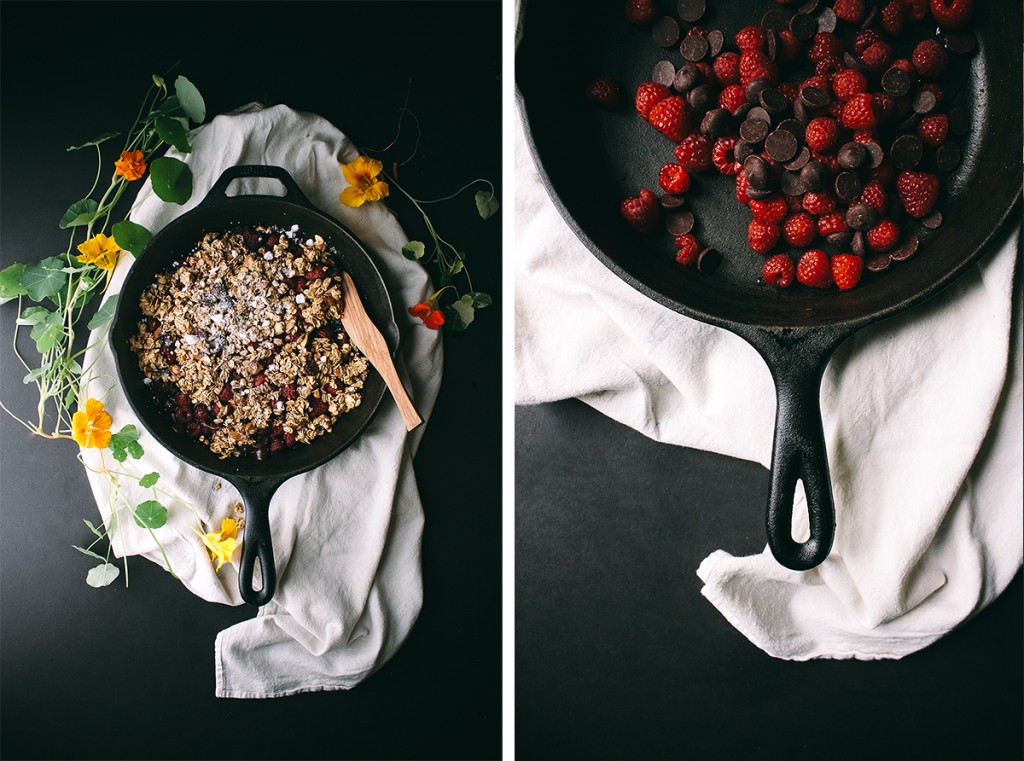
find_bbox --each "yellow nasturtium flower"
[196,517,239,571]
[72,398,113,449]
[76,233,121,271]
[339,156,389,208]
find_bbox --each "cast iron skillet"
[110,165,398,605]
[517,1,1022,570]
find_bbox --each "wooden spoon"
[339,271,422,431]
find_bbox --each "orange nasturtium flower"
[114,150,147,181]
[196,517,239,571]
[76,233,121,271]
[339,156,390,208]
[72,398,113,449]
[408,302,445,330]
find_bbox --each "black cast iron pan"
[517,1,1022,570]
[110,165,398,605]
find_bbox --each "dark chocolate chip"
[936,142,961,172]
[746,77,773,103]
[817,7,837,33]
[851,231,867,256]
[895,112,921,133]
[739,117,770,144]
[734,140,756,163]
[921,210,943,229]
[948,107,969,135]
[652,60,677,87]
[762,9,788,33]
[697,247,723,274]
[677,0,706,23]
[944,30,976,55]
[800,85,831,109]
[864,141,885,169]
[743,155,771,190]
[827,231,853,248]
[653,16,681,48]
[790,12,817,40]
[843,51,869,72]
[707,29,725,57]
[658,194,686,210]
[881,67,912,97]
[780,171,808,196]
[890,235,919,261]
[865,252,892,272]
[784,146,812,171]
[837,141,867,170]
[759,88,788,114]
[860,5,878,29]
[793,97,810,125]
[666,210,695,235]
[912,89,937,114]
[746,186,775,201]
[701,108,732,138]
[835,171,862,202]
[776,118,803,136]
[847,204,879,232]
[734,102,754,120]
[679,33,709,61]
[748,106,773,124]
[765,29,777,61]
[798,0,820,12]
[765,129,798,162]
[687,83,716,112]
[800,160,830,192]
[674,64,700,93]
[891,134,923,170]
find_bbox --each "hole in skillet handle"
[234,477,284,606]
[203,165,316,211]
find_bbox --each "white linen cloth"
[80,104,441,696]
[515,120,1022,660]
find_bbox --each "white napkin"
[80,104,442,696]
[515,120,1022,660]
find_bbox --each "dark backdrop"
[0,2,501,760]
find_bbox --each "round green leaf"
[154,116,191,153]
[134,500,168,529]
[469,291,493,309]
[59,198,99,229]
[87,294,119,330]
[401,241,426,261]
[174,76,206,123]
[22,257,68,301]
[67,132,120,152]
[474,189,500,220]
[149,157,193,205]
[86,563,120,588]
[111,220,153,255]
[139,472,160,488]
[0,263,27,304]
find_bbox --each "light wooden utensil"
[339,271,422,431]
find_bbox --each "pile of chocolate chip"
[600,0,976,290]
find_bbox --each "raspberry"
[831,69,867,101]
[801,74,830,93]
[853,129,878,144]
[797,250,834,288]
[658,163,691,195]
[834,0,866,23]
[735,170,751,204]
[735,25,767,52]
[649,96,691,141]
[841,93,877,129]
[586,75,621,108]
[750,195,788,225]
[624,0,657,26]
[803,191,837,216]
[866,218,901,251]
[930,0,972,27]
[711,136,740,175]
[918,114,949,147]
[694,62,716,83]
[912,39,948,77]
[718,85,747,114]
[620,188,659,233]
[763,254,796,288]
[748,219,781,254]
[635,81,670,120]
[903,0,929,21]
[867,159,895,185]
[872,93,895,122]
[813,151,842,173]
[783,213,818,247]
[881,0,906,34]
[805,118,840,152]
[852,29,881,56]
[778,82,799,102]
[809,33,843,63]
[674,134,713,172]
[892,58,915,75]
[674,234,701,265]
[281,383,298,400]
[832,254,864,290]
[861,42,893,72]
[777,30,801,63]
[817,213,849,237]
[739,50,777,87]
[896,170,940,218]
[713,52,741,86]
[815,57,844,79]
[858,181,889,213]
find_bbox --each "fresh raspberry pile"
[608,0,973,291]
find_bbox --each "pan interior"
[110,198,397,480]
[517,0,1021,330]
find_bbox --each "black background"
[0,2,501,760]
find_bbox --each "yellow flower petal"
[72,398,113,449]
[219,517,239,540]
[341,155,383,188]
[76,234,121,271]
[363,180,389,202]
[340,186,368,208]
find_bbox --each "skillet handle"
[236,479,283,606]
[203,165,316,210]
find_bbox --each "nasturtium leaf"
[58,199,99,229]
[444,295,476,331]
[67,132,120,152]
[110,424,140,445]
[30,311,65,353]
[150,95,182,119]
[84,518,104,537]
[139,472,160,488]
[111,220,152,256]
[23,367,45,384]
[111,448,128,463]
[474,189,500,220]
[449,259,464,275]
[17,306,51,325]
[134,500,168,529]
[87,295,119,330]
[149,157,193,205]
[0,263,27,304]
[86,562,120,587]
[126,440,144,459]
[22,257,67,301]
[401,241,426,261]
[469,291,493,309]
[174,76,206,123]
[73,545,107,562]
[154,116,191,153]
[63,385,77,411]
